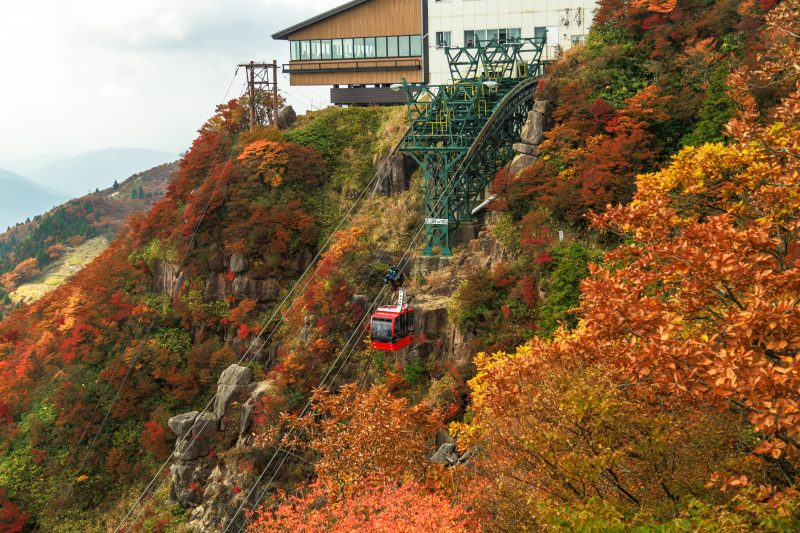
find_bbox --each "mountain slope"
[0,162,176,316]
[27,147,178,196]
[0,168,68,231]
[0,0,799,530]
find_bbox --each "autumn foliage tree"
[252,384,451,530]
[457,19,800,526]
[276,384,441,495]
[250,479,476,533]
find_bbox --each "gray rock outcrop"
[214,364,253,424]
[431,442,473,466]
[204,273,232,302]
[229,253,248,274]
[231,275,280,303]
[374,150,418,195]
[277,105,297,129]
[167,410,220,506]
[152,259,184,298]
[508,99,553,175]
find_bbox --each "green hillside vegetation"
[0,163,175,316]
[10,236,109,305]
[0,0,799,530]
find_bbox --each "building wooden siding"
[290,67,422,85]
[284,0,421,40]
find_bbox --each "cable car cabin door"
[370,308,414,351]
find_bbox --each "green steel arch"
[399,38,545,256]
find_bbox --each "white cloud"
[0,0,338,161]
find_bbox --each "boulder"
[214,365,254,422]
[431,442,459,465]
[232,275,280,303]
[191,412,220,440]
[519,100,553,146]
[508,153,538,175]
[204,273,232,302]
[168,411,199,438]
[170,459,215,507]
[174,436,212,462]
[152,259,184,298]
[512,142,541,157]
[277,105,297,129]
[299,314,314,346]
[374,151,418,195]
[445,324,478,370]
[532,99,554,117]
[412,295,450,342]
[229,254,248,274]
[430,442,474,467]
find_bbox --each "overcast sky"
[0,0,343,161]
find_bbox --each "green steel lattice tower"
[399,38,546,256]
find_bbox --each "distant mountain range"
[0,168,68,231]
[2,154,68,176]
[19,147,178,197]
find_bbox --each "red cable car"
[370,303,415,351]
[370,267,414,351]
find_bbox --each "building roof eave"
[271,0,372,40]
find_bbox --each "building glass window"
[289,35,421,61]
[546,26,559,45]
[398,35,410,56]
[571,34,587,44]
[309,40,320,59]
[376,36,387,57]
[387,36,399,56]
[464,30,474,48]
[435,31,451,48]
[410,35,422,56]
[534,26,547,42]
[332,38,343,59]
[353,37,365,58]
[465,28,522,46]
[321,39,332,59]
[364,37,376,57]
[343,38,354,58]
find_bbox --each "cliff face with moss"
[2,0,800,530]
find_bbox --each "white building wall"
[426,0,599,85]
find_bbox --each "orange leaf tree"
[250,478,477,533]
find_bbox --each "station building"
[272,0,598,105]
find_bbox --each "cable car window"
[407,310,414,333]
[371,318,393,342]
[396,313,405,339]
